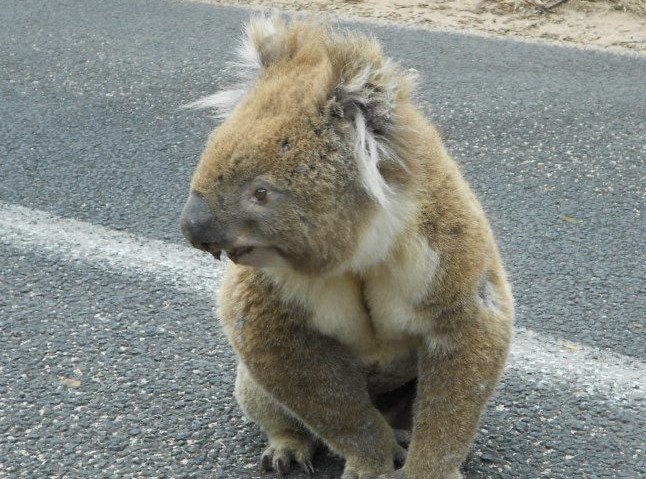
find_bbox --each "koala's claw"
[300,460,316,475]
[261,446,287,475]
[260,444,316,477]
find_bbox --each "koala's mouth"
[226,246,254,263]
[196,243,222,260]
[198,242,282,268]
[227,245,286,268]
[197,244,254,263]
[197,243,256,262]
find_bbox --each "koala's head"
[181,17,416,275]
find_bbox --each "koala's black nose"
[180,192,226,254]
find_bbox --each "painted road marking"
[1,202,643,401]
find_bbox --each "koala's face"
[181,18,410,274]
[181,69,373,273]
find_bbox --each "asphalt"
[0,0,644,478]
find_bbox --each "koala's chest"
[273,239,439,365]
[304,274,423,364]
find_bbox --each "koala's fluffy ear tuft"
[181,14,286,116]
[331,38,415,206]
[242,14,285,69]
[336,71,390,135]
[333,37,414,136]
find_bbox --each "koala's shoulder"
[220,266,269,313]
[218,265,305,331]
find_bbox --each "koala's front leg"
[227,312,403,478]
[399,308,512,479]
[235,363,317,475]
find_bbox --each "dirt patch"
[191,0,646,53]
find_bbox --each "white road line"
[0,202,223,294]
[1,202,644,401]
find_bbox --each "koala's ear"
[333,47,409,135]
[333,48,414,206]
[241,14,286,69]
[181,15,285,116]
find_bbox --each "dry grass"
[198,0,646,52]
[481,0,646,16]
[601,0,646,15]
[341,0,646,16]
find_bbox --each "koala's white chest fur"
[270,235,440,365]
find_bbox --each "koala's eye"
[254,188,268,202]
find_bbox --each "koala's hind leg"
[235,363,316,475]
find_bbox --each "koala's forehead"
[191,62,334,194]
[191,109,325,193]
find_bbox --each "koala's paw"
[375,468,463,479]
[340,444,407,479]
[342,469,405,479]
[376,471,406,479]
[260,434,316,476]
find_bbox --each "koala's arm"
[220,270,404,478]
[400,306,512,479]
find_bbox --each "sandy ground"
[192,0,646,53]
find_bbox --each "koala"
[180,16,513,479]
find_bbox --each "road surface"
[1,1,644,478]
